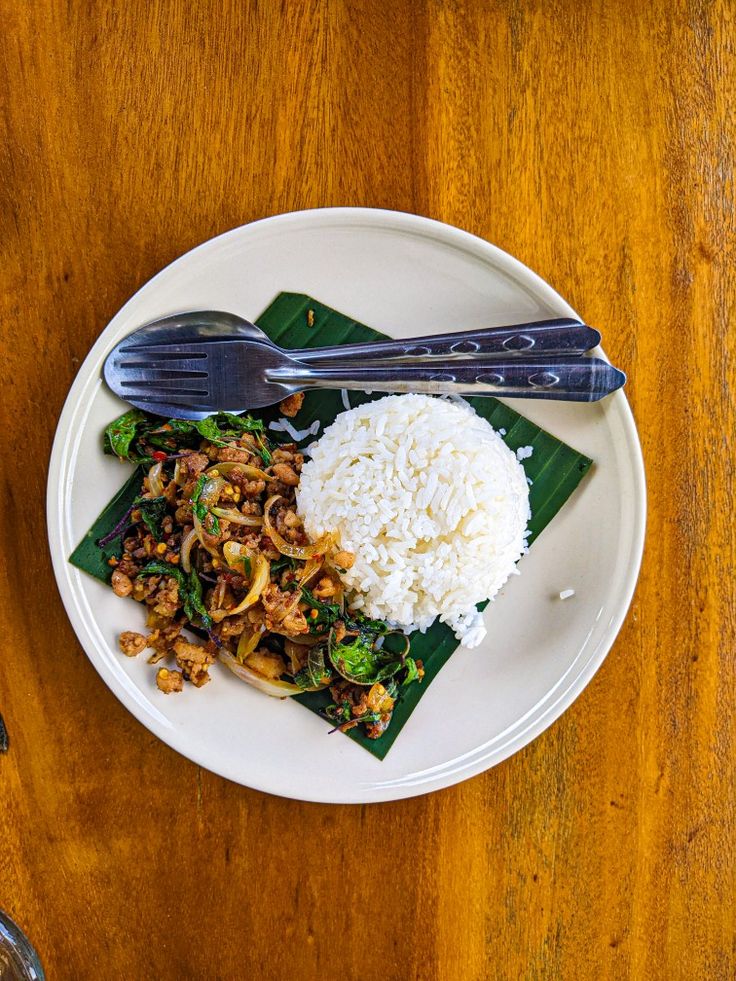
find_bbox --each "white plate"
[48,208,646,803]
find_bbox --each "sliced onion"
[192,476,224,557]
[199,476,224,506]
[263,495,334,559]
[298,556,323,588]
[212,552,270,621]
[236,624,266,661]
[179,528,198,573]
[206,462,274,482]
[147,461,164,498]
[219,650,302,697]
[222,540,252,571]
[211,507,263,527]
[284,638,308,674]
[193,511,221,558]
[173,458,186,487]
[282,639,329,690]
[280,632,322,648]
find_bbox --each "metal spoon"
[110,310,601,363]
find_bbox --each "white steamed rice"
[296,394,530,648]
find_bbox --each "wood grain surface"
[1,1,734,978]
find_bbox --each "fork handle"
[268,356,626,403]
[290,319,600,363]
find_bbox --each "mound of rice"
[297,394,531,648]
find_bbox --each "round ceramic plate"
[48,208,646,803]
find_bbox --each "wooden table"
[2,2,734,978]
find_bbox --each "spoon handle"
[268,356,626,403]
[291,319,600,363]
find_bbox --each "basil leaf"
[138,560,186,591]
[137,561,212,631]
[104,409,148,461]
[300,587,341,633]
[190,474,208,523]
[401,657,421,686]
[190,475,220,535]
[191,417,229,445]
[133,496,168,539]
[343,611,392,636]
[254,432,272,465]
[214,412,265,434]
[185,568,212,630]
[271,556,297,576]
[294,645,332,689]
[187,413,267,447]
[327,634,402,686]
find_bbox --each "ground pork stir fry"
[102,404,423,739]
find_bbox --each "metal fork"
[104,324,625,418]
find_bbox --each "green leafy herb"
[294,644,333,690]
[300,587,341,633]
[214,412,265,434]
[184,567,212,629]
[104,409,149,461]
[383,679,399,700]
[170,413,266,447]
[190,475,207,520]
[327,634,403,686]
[343,611,393,636]
[138,560,185,588]
[254,431,272,465]
[192,417,229,445]
[105,410,267,462]
[190,475,220,535]
[133,496,168,539]
[137,561,212,630]
[401,657,421,686]
[324,700,354,725]
[271,556,297,576]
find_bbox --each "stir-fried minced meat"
[333,550,355,570]
[115,554,140,578]
[177,450,209,482]
[217,613,249,639]
[328,681,397,739]
[278,392,304,417]
[246,649,288,680]
[175,504,194,524]
[271,445,302,465]
[174,640,216,687]
[152,577,180,617]
[312,576,338,599]
[119,631,147,657]
[156,668,183,693]
[271,462,299,486]
[261,584,308,635]
[242,478,267,498]
[272,505,307,546]
[145,611,182,663]
[111,569,133,597]
[217,447,253,465]
[102,411,417,739]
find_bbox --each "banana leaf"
[70,292,593,760]
[70,467,143,582]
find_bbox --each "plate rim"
[47,207,647,802]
